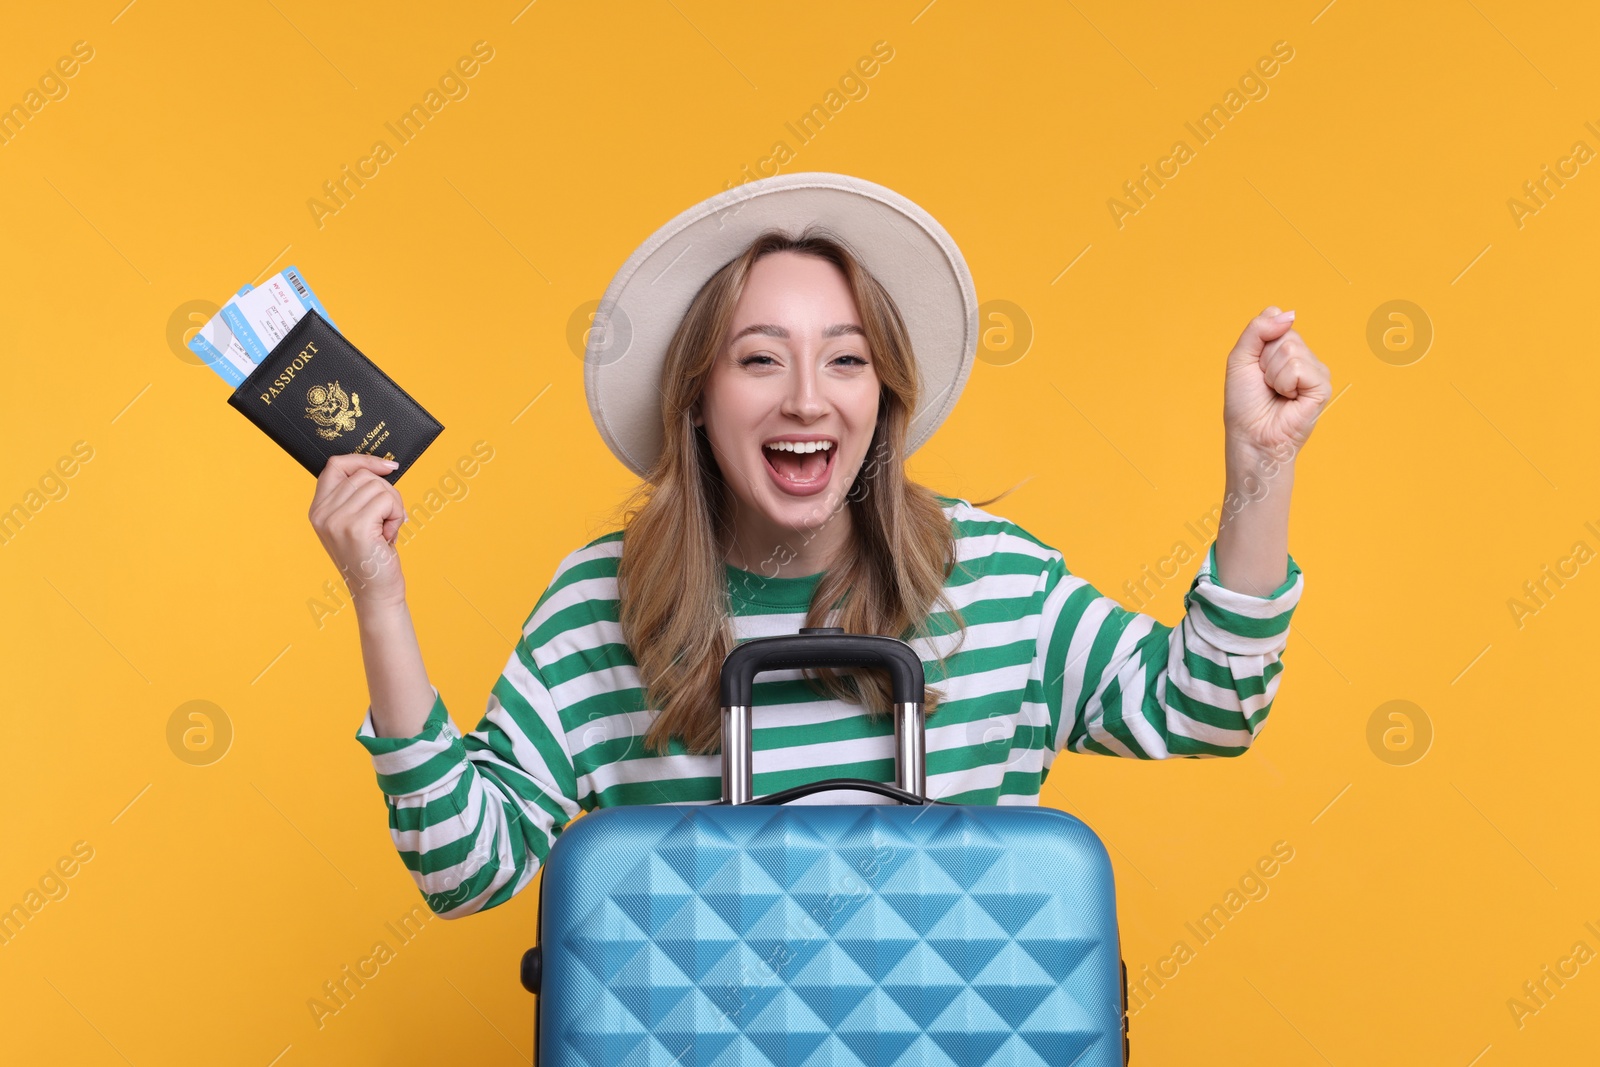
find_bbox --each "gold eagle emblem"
[304,381,362,440]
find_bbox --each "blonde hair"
[614,227,966,756]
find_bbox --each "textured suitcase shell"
[532,800,1126,1065]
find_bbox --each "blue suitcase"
[521,630,1130,1065]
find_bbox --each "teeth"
[765,440,833,454]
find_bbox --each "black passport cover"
[225,309,443,484]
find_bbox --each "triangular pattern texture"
[540,804,1123,1065]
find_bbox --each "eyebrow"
[728,322,866,343]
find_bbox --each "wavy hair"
[614,227,966,756]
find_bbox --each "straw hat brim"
[583,171,978,479]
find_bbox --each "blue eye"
[833,354,867,366]
[738,353,778,366]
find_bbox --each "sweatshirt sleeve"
[353,635,584,918]
[1041,539,1303,759]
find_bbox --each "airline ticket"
[220,266,335,365]
[187,285,257,387]
[191,267,336,385]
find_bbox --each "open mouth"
[762,439,835,496]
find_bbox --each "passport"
[226,309,443,484]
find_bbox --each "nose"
[779,356,827,422]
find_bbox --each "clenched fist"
[1223,306,1333,464]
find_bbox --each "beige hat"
[583,171,979,479]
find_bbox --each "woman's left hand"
[1222,306,1333,463]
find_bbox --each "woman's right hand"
[308,454,409,614]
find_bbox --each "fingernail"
[1275,309,1296,321]
[382,458,399,469]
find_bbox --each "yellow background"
[2,0,1596,1063]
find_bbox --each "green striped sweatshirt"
[355,497,1304,918]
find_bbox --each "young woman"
[309,174,1329,919]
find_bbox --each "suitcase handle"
[748,777,932,806]
[718,629,926,706]
[719,629,926,805]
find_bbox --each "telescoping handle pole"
[719,628,926,805]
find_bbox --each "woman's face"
[695,250,881,550]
